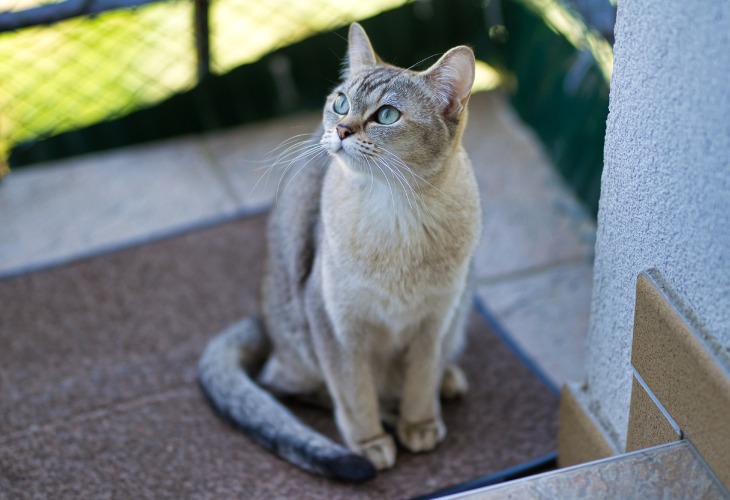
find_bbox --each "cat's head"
[320,23,475,180]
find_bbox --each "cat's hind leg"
[258,354,324,398]
[439,279,472,401]
[440,364,468,400]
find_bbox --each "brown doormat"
[0,213,557,499]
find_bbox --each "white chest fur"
[319,159,479,343]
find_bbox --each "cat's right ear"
[422,46,475,121]
[343,23,379,79]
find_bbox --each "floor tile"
[476,261,593,387]
[0,137,237,277]
[0,91,596,388]
[201,112,322,212]
[464,92,596,282]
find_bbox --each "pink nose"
[337,123,354,140]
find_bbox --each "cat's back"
[264,128,329,308]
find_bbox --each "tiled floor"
[0,90,595,389]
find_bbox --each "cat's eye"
[375,105,400,125]
[333,94,350,115]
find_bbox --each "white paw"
[397,418,446,453]
[440,364,469,400]
[356,433,397,470]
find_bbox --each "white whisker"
[251,141,322,198]
[270,140,320,168]
[363,156,375,202]
[373,150,437,225]
[375,157,417,217]
[377,147,458,205]
[371,160,398,232]
[277,147,327,203]
[266,133,317,157]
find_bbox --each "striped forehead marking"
[348,66,402,99]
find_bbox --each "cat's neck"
[324,147,472,240]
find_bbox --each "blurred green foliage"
[2,0,611,216]
[0,0,411,172]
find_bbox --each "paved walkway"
[0,90,595,388]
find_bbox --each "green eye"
[333,94,349,115]
[376,105,400,125]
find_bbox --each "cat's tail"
[198,317,376,482]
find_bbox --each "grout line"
[198,137,245,209]
[632,368,683,438]
[0,204,271,281]
[475,255,593,287]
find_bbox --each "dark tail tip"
[323,453,377,483]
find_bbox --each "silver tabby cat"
[199,23,482,482]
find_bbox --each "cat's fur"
[198,23,481,482]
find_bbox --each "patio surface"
[0,89,596,389]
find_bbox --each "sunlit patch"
[0,0,413,172]
[472,60,501,93]
[519,0,613,82]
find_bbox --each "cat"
[198,22,481,483]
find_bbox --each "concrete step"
[449,441,728,499]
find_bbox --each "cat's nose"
[336,123,354,140]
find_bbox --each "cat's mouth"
[322,137,367,170]
[334,145,375,173]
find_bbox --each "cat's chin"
[332,151,370,175]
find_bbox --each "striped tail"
[198,317,376,482]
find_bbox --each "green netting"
[0,0,412,174]
[0,0,611,216]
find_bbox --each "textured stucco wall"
[586,1,730,449]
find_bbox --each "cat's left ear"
[422,46,475,120]
[344,23,379,78]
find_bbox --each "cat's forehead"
[340,65,420,107]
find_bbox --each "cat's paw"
[356,433,397,471]
[397,418,446,453]
[440,364,469,400]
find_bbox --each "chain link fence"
[0,0,412,174]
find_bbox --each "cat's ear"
[344,23,379,78]
[422,46,475,120]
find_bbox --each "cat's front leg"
[321,343,397,470]
[398,320,448,453]
[305,292,396,470]
[325,349,396,471]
